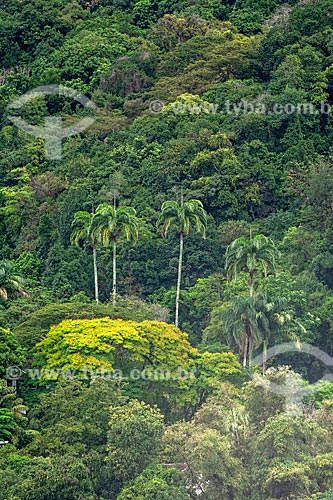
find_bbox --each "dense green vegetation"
[1,0,333,498]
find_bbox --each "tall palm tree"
[159,198,207,328]
[0,260,29,301]
[71,211,99,304]
[92,203,139,305]
[225,234,280,297]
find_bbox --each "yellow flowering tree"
[35,318,241,418]
[35,318,196,371]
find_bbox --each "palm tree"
[92,203,139,305]
[221,295,271,367]
[222,293,296,369]
[225,234,280,297]
[71,211,99,304]
[159,198,207,328]
[0,260,29,301]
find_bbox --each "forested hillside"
[2,0,333,498]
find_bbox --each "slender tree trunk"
[243,334,248,368]
[92,246,99,304]
[244,321,254,367]
[263,338,267,375]
[249,270,254,298]
[112,239,117,306]
[175,232,184,328]
[248,330,254,367]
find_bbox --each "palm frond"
[159,199,207,238]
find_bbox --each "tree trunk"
[263,338,267,375]
[248,330,254,367]
[175,232,184,328]
[249,270,254,298]
[93,246,99,305]
[244,320,254,367]
[112,239,117,306]
[243,334,248,368]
